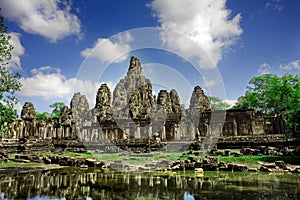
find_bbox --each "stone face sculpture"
[60,106,73,126]
[157,90,172,114]
[170,89,181,114]
[95,83,114,124]
[189,86,211,113]
[70,92,90,120]
[188,86,211,128]
[21,102,36,120]
[112,56,156,122]
[20,102,37,138]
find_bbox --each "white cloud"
[0,0,81,42]
[7,32,25,70]
[17,66,101,107]
[205,79,218,87]
[258,63,272,74]
[18,66,73,99]
[148,0,242,68]
[224,99,237,107]
[279,60,300,71]
[81,32,133,63]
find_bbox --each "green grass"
[219,155,300,165]
[0,160,46,168]
[40,151,94,158]
[90,151,188,165]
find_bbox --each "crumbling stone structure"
[4,56,285,150]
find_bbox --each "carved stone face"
[21,102,36,120]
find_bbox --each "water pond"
[0,168,299,199]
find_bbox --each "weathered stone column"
[161,126,166,141]
[190,124,195,140]
[114,128,119,140]
[105,129,108,140]
[148,126,152,138]
[174,123,180,140]
[218,123,223,137]
[135,126,140,139]
[125,127,130,140]
[233,119,238,136]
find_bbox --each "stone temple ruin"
[3,56,286,152]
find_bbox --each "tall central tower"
[112,56,156,122]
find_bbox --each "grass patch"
[94,153,124,161]
[0,160,45,168]
[219,155,300,165]
[258,156,300,165]
[40,152,94,158]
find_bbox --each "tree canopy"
[234,74,300,135]
[0,11,22,135]
[208,96,231,110]
[36,102,66,120]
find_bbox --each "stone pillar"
[148,126,152,138]
[190,124,195,140]
[219,123,223,137]
[114,128,119,140]
[105,129,108,140]
[98,128,103,140]
[125,127,130,140]
[181,123,186,140]
[135,126,140,139]
[174,124,179,140]
[233,120,238,136]
[161,126,166,141]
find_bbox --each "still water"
[0,168,299,200]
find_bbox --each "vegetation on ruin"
[208,96,231,110]
[234,74,300,136]
[36,102,66,119]
[0,12,22,136]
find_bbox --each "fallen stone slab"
[275,160,286,168]
[262,163,277,168]
[260,166,273,172]
[13,159,30,163]
[248,168,258,172]
[85,158,98,167]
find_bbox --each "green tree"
[35,102,66,120]
[36,112,51,120]
[49,102,66,118]
[234,74,300,135]
[208,96,231,110]
[0,11,22,135]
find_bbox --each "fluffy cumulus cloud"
[0,0,81,42]
[258,63,272,74]
[148,0,243,68]
[81,32,133,63]
[280,60,300,71]
[17,66,102,107]
[18,66,73,99]
[7,32,25,70]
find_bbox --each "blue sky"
[0,0,299,113]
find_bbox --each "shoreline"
[1,151,300,174]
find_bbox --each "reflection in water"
[184,192,194,200]
[0,169,299,200]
